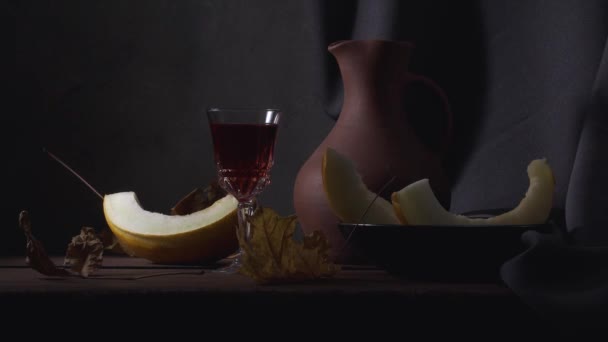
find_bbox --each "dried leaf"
[64,227,104,278]
[238,208,339,284]
[18,211,70,277]
[171,181,227,215]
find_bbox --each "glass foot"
[215,260,241,274]
[213,251,243,274]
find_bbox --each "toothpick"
[43,148,104,200]
[337,175,397,259]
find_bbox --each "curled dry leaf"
[171,181,227,215]
[18,211,70,277]
[238,208,339,284]
[64,227,104,278]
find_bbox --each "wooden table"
[0,256,553,335]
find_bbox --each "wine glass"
[207,108,280,272]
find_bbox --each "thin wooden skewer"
[43,148,104,200]
[337,175,396,260]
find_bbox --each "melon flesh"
[392,159,555,226]
[103,192,239,263]
[322,148,400,224]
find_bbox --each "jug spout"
[328,39,414,73]
[328,39,415,112]
[328,39,413,53]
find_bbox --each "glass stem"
[237,198,258,244]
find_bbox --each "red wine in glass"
[207,108,281,273]
[210,123,278,201]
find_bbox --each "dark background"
[11,0,608,256]
[13,0,334,255]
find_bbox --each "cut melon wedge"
[392,159,555,226]
[103,192,238,264]
[322,147,400,224]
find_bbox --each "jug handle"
[405,74,453,155]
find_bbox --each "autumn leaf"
[238,208,339,284]
[171,181,227,215]
[18,211,70,277]
[64,227,104,278]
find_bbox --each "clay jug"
[293,40,453,263]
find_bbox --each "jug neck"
[330,40,413,112]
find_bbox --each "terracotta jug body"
[293,40,452,263]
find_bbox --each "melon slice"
[392,159,555,226]
[322,147,400,224]
[103,192,238,264]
